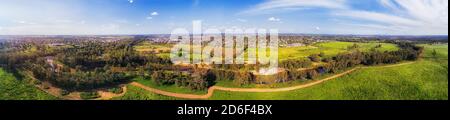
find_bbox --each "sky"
[0,0,448,35]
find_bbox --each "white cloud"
[128,0,133,4]
[242,0,448,35]
[334,10,422,27]
[236,18,248,22]
[14,20,37,25]
[17,21,26,24]
[315,27,320,30]
[379,0,400,11]
[101,24,120,32]
[335,0,448,35]
[268,17,281,22]
[151,12,159,16]
[240,0,348,15]
[146,11,158,20]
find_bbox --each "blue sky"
[0,0,448,35]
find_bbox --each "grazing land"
[279,42,399,61]
[209,44,448,100]
[0,69,57,100]
[0,35,447,100]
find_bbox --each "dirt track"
[131,62,417,99]
[131,67,359,99]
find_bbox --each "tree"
[319,52,325,57]
[308,54,321,62]
[234,71,253,86]
[347,43,360,50]
[432,49,437,58]
[306,70,319,80]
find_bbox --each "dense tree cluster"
[282,42,424,83]
[280,59,312,70]
[0,39,171,91]
[56,40,171,71]
[24,58,128,91]
[150,68,216,90]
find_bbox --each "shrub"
[43,84,50,89]
[319,52,325,57]
[108,87,124,94]
[306,70,319,80]
[80,92,100,100]
[60,90,70,96]
[308,54,321,62]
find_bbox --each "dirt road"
[131,62,417,99]
[131,67,359,99]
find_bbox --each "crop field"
[279,42,399,61]
[134,41,172,52]
[135,41,399,62]
[0,69,57,100]
[208,44,448,100]
[134,41,172,58]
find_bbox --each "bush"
[280,59,313,69]
[32,80,42,85]
[108,87,124,94]
[306,70,319,80]
[234,71,253,85]
[60,90,70,96]
[43,84,50,89]
[308,54,321,62]
[80,92,100,100]
[322,57,332,63]
[319,52,325,57]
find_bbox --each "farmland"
[0,35,447,100]
[118,40,446,100]
[279,42,399,61]
[208,44,448,100]
[0,69,57,100]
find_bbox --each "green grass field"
[1,42,446,100]
[112,85,180,100]
[0,69,57,100]
[135,41,399,62]
[133,77,208,95]
[208,44,448,100]
[279,42,399,61]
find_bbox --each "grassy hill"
[0,69,57,100]
[112,85,180,100]
[279,42,399,61]
[209,44,448,100]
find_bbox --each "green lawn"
[279,42,399,61]
[133,77,208,95]
[0,69,57,100]
[112,85,180,100]
[134,41,172,51]
[209,44,448,100]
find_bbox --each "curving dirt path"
[131,62,417,99]
[361,62,416,69]
[95,86,128,100]
[131,67,359,99]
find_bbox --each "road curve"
[130,62,416,99]
[131,68,358,99]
